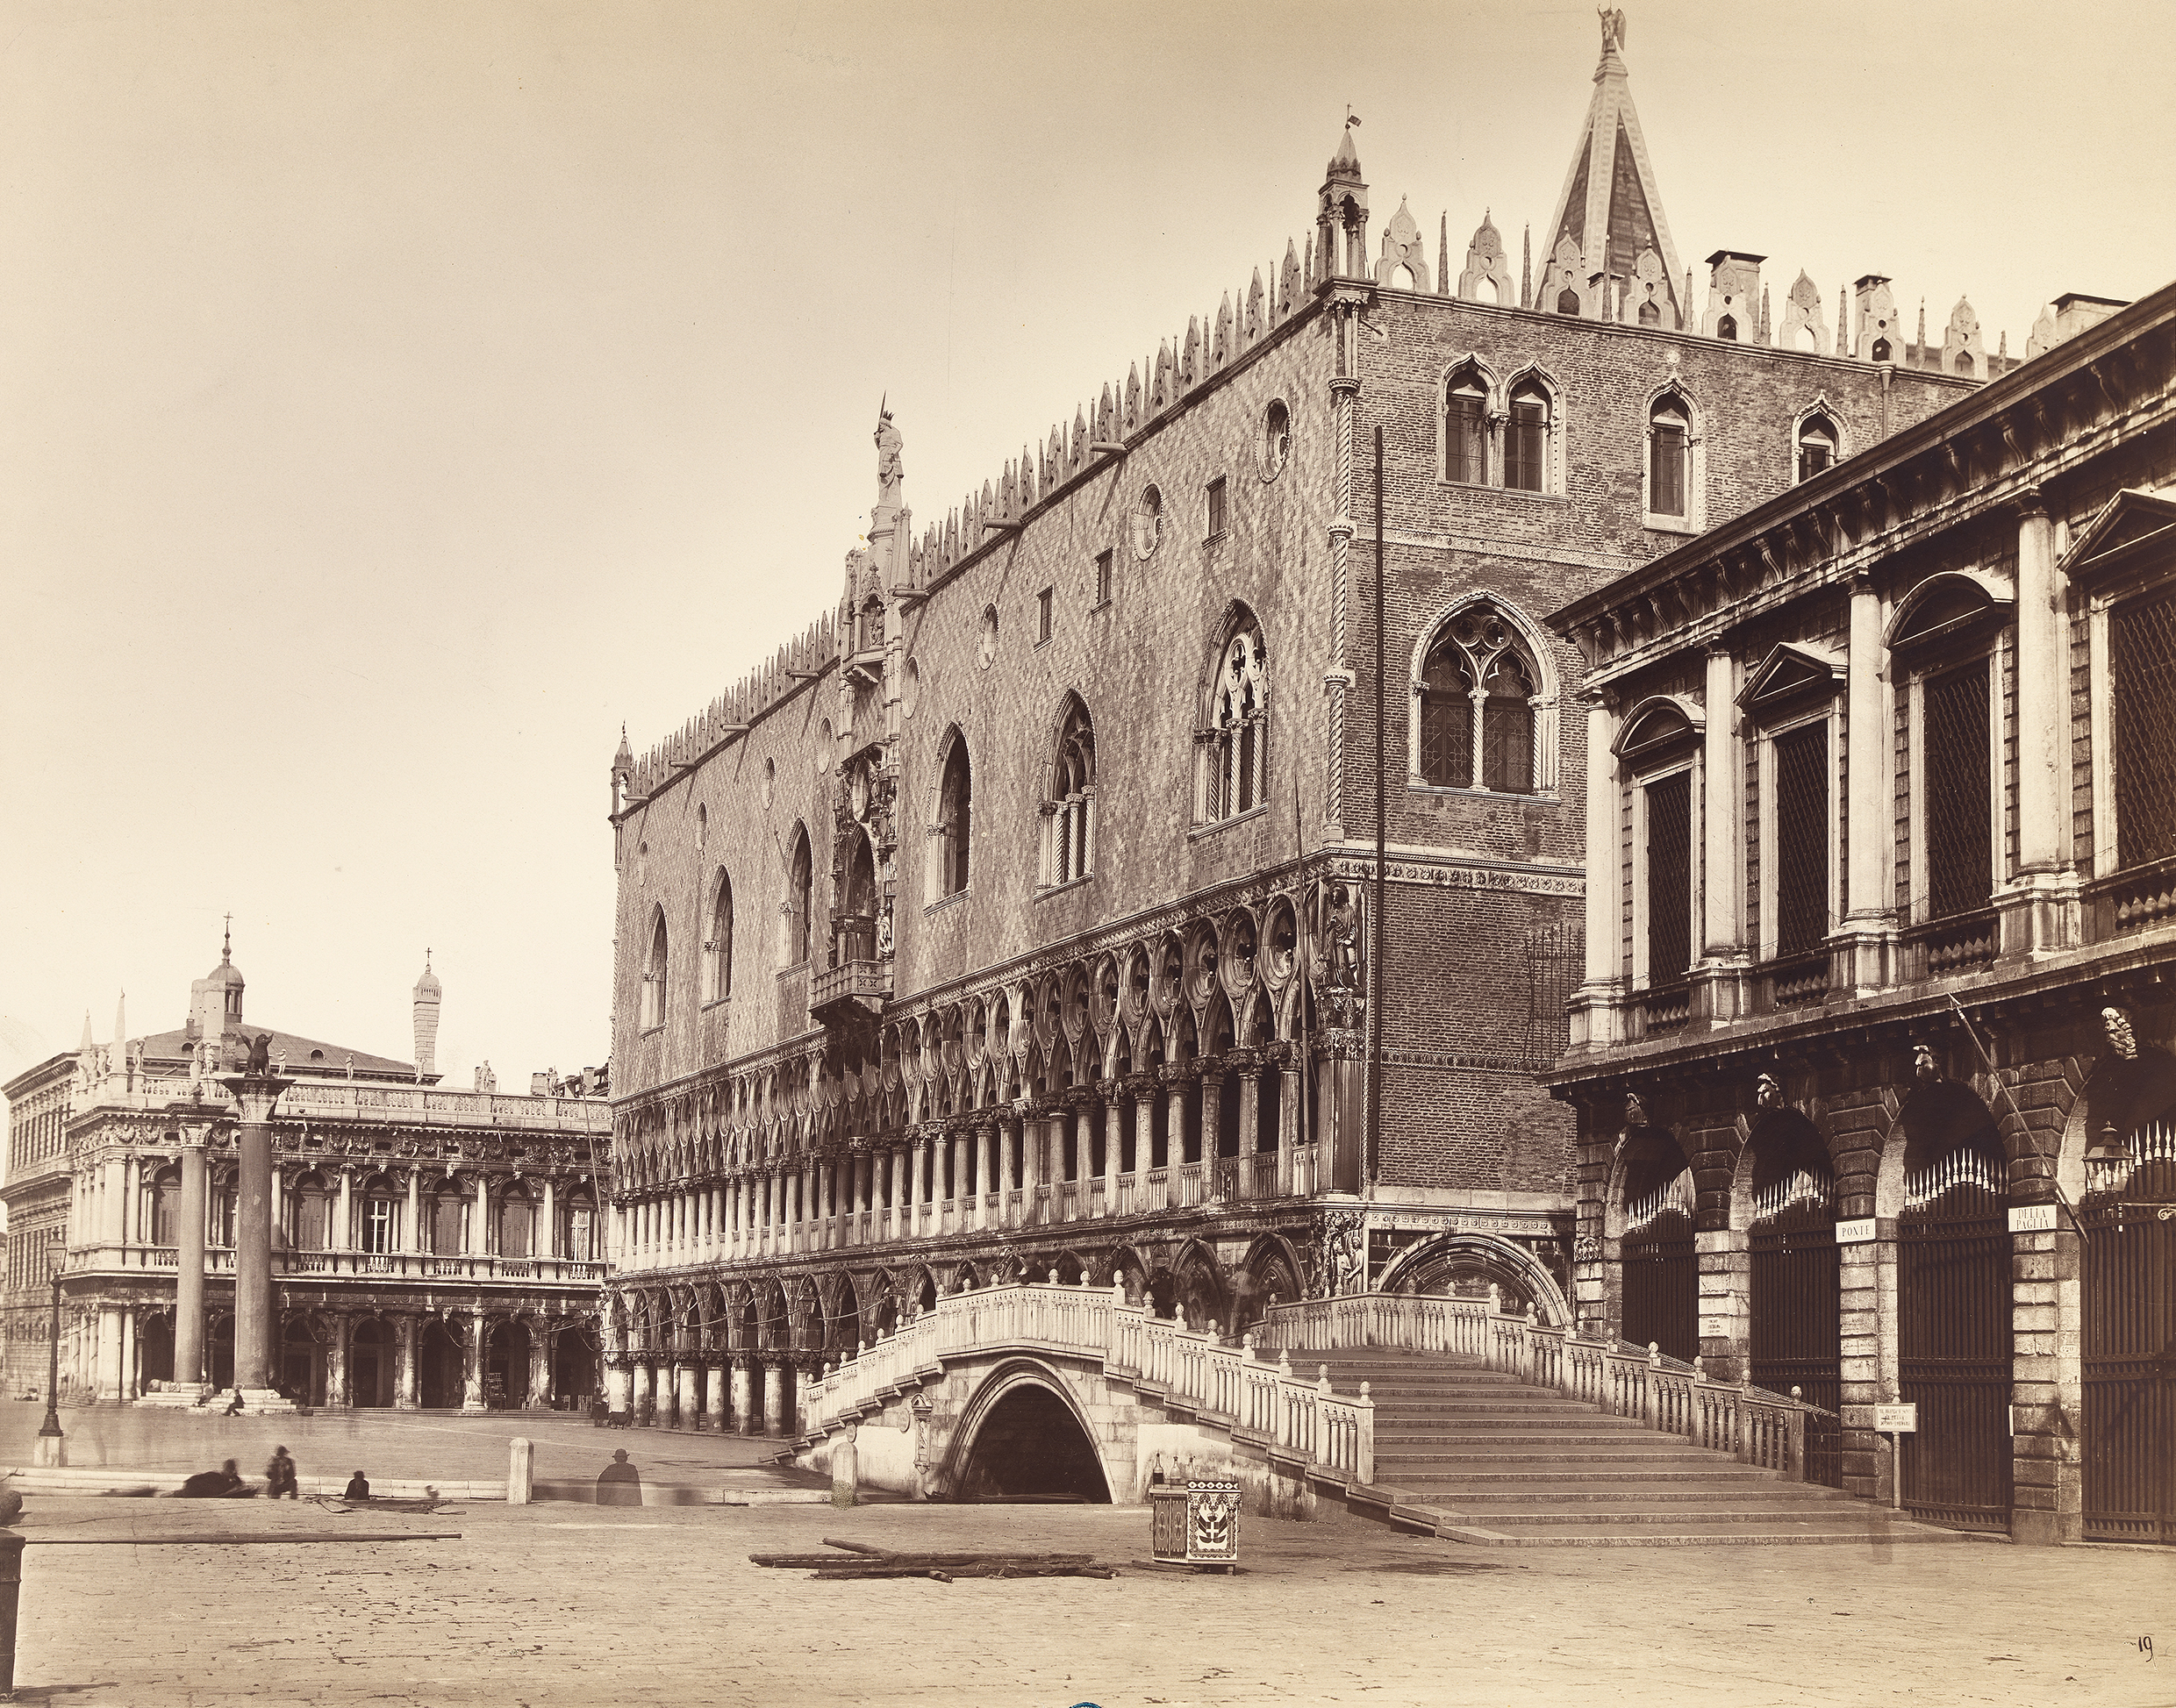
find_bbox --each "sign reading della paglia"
[2007,1204,2058,1233]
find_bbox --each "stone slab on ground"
[5,1491,2172,1705]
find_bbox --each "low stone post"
[508,1437,533,1504]
[0,1524,21,1697]
[831,1419,858,1509]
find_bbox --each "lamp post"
[34,1232,65,1468]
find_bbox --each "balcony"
[1901,904,2000,980]
[2086,853,2176,944]
[809,958,891,1031]
[1760,947,1831,1011]
[69,1242,606,1286]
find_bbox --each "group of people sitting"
[175,1448,372,1501]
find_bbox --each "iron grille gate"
[1750,1197,1843,1488]
[1622,1207,1697,1364]
[1899,1177,2013,1531]
[2082,1148,2176,1544]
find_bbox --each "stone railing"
[802,1279,1373,1487]
[1249,1292,1822,1481]
[75,1243,605,1285]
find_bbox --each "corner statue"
[244,1032,275,1076]
[874,405,904,508]
[1600,7,1627,53]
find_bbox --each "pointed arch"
[1791,395,1850,485]
[780,825,812,966]
[1501,361,1565,495]
[1041,692,1098,887]
[1437,353,1502,487]
[1197,603,1269,824]
[702,868,734,1003]
[1407,593,1561,795]
[641,904,669,1030]
[1643,380,1706,530]
[929,725,972,900]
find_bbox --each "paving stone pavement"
[4,1484,2172,1707]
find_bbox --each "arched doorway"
[553,1326,598,1409]
[1897,1083,2012,1531]
[1745,1111,1842,1487]
[419,1319,464,1410]
[350,1318,393,1407]
[953,1373,1111,1502]
[487,1319,531,1409]
[1620,1127,1696,1362]
[281,1317,323,1404]
[1378,1232,1572,1327]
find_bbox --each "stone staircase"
[1292,1348,1965,1547]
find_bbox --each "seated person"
[177,1459,254,1498]
[596,1449,641,1506]
[342,1471,371,1501]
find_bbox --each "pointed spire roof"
[1542,11,1685,325]
[1328,120,1363,181]
[79,1010,94,1052]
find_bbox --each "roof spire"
[1542,11,1684,328]
[79,1010,94,1052]
[222,911,233,964]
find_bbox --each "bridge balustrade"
[1252,1292,1821,1480]
[802,1279,1374,1490]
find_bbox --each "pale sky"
[3,0,2170,1094]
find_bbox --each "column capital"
[2014,482,2049,522]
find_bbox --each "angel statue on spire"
[875,402,904,508]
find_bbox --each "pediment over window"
[1885,571,2013,659]
[2061,487,2176,589]
[1736,641,1845,719]
[1613,694,1704,766]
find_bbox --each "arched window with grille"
[784,826,812,961]
[933,733,972,897]
[1043,695,1096,886]
[703,870,733,1003]
[640,908,669,1029]
[1412,604,1545,794]
[1199,611,1269,822]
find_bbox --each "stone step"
[1385,1466,1784,1488]
[1435,1502,1874,1527]
[1440,1484,1851,1506]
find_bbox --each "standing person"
[266,1445,298,1500]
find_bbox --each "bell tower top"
[1316,115,1371,283]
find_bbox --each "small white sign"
[1872,1403,1917,1433]
[2008,1204,2058,1233]
[1835,1217,1877,1245]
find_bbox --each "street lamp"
[34,1230,65,1468]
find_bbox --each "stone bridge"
[789,1279,1374,1515]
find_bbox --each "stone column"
[96,1305,125,1402]
[2001,490,2079,956]
[677,1359,700,1429]
[1278,1064,1302,1195]
[1131,1078,1156,1186]
[1200,1069,1224,1188]
[526,1321,551,1409]
[630,1356,655,1425]
[1002,1119,1021,1223]
[973,1124,991,1229]
[1102,1096,1122,1214]
[762,1361,785,1434]
[732,1355,757,1434]
[705,1355,729,1430]
[605,1353,631,1418]
[1839,571,1894,992]
[1697,644,1747,1024]
[404,1171,422,1254]
[218,1072,293,1401]
[325,1312,351,1407]
[394,1315,421,1410]
[1237,1065,1262,1194]
[911,1135,930,1236]
[461,1315,488,1411]
[1572,691,1621,1047]
[1163,1072,1188,1204]
[539,1176,556,1260]
[1073,1099,1094,1192]
[175,1132,209,1388]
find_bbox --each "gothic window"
[1444,368,1487,485]
[1717,313,1738,341]
[1637,298,1661,326]
[1648,396,1690,518]
[1505,379,1551,492]
[641,909,668,1029]
[1871,337,1892,362]
[1796,411,1838,483]
[1045,696,1097,886]
[703,871,733,1003]
[936,734,972,897]
[1557,287,1581,315]
[1200,615,1269,822]
[1414,606,1539,794]
[785,828,812,961]
[1262,399,1291,479]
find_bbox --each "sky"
[2,0,2170,1097]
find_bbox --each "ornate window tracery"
[641,909,669,1030]
[1043,696,1097,886]
[934,733,972,897]
[1199,616,1269,822]
[703,871,734,1003]
[1415,606,1538,793]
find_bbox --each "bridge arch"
[1376,1230,1572,1327]
[943,1357,1113,1504]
